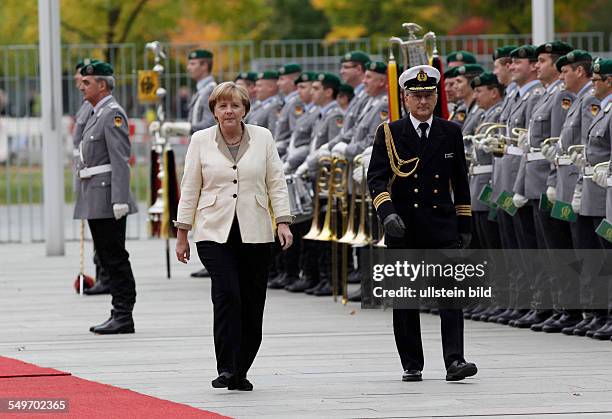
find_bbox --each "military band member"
[74,61,138,334]
[452,64,485,136]
[235,71,258,103]
[327,51,371,151]
[275,63,303,159]
[244,71,283,131]
[590,58,612,340]
[367,65,477,382]
[73,59,111,296]
[446,50,477,121]
[337,83,354,111]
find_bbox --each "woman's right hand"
[176,229,190,263]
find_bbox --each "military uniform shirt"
[471,101,502,211]
[188,75,217,134]
[244,94,283,132]
[305,100,344,173]
[274,90,304,159]
[345,93,389,160]
[327,83,369,149]
[491,83,517,202]
[283,103,320,172]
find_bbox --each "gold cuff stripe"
[373,192,392,209]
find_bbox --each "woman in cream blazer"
[175,82,293,391]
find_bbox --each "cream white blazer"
[176,124,292,243]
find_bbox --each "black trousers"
[93,248,110,286]
[196,218,272,378]
[283,219,310,278]
[87,217,136,312]
[387,239,465,371]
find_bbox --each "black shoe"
[446,360,478,382]
[402,369,422,382]
[313,282,333,296]
[83,281,110,295]
[89,310,114,332]
[476,307,506,322]
[92,312,134,335]
[591,320,612,340]
[212,374,232,388]
[465,305,488,320]
[286,277,317,292]
[487,308,513,323]
[497,309,528,325]
[576,315,608,337]
[531,312,561,332]
[542,312,582,333]
[512,309,553,328]
[190,268,210,278]
[305,279,326,295]
[268,274,294,290]
[509,309,536,327]
[562,314,593,335]
[228,377,253,391]
[347,270,361,284]
[347,287,361,302]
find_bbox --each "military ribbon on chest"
[383,123,419,187]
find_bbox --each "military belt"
[527,151,545,162]
[79,164,112,179]
[505,145,523,156]
[556,156,572,166]
[583,166,595,177]
[470,164,493,175]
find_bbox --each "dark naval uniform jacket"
[367,114,471,247]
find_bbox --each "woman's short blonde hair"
[208,81,251,115]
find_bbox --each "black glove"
[460,233,472,249]
[383,214,406,238]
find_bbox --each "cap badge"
[370,62,376,70]
[518,48,527,58]
[545,43,553,52]
[344,53,351,60]
[456,52,463,61]
[417,70,428,82]
[567,52,575,62]
[86,65,94,75]
[318,73,325,81]
[594,62,600,72]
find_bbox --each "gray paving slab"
[1,240,612,418]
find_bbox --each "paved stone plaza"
[1,240,612,418]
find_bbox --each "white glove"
[592,170,608,188]
[571,189,581,214]
[512,193,528,208]
[282,162,291,174]
[295,162,308,177]
[331,142,347,159]
[161,121,191,137]
[148,120,160,135]
[361,146,372,170]
[546,186,556,203]
[352,159,364,184]
[317,143,331,159]
[113,203,130,220]
[517,131,528,148]
[541,143,556,162]
[570,151,586,168]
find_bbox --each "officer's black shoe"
[542,312,582,333]
[347,287,361,302]
[89,310,114,332]
[562,314,593,335]
[228,377,253,391]
[92,312,134,335]
[190,268,210,278]
[313,282,333,296]
[486,308,513,323]
[513,309,553,328]
[497,308,528,325]
[83,281,111,295]
[476,307,506,322]
[212,373,232,388]
[402,370,422,382]
[509,309,535,327]
[591,320,612,340]
[347,270,361,284]
[530,312,560,332]
[445,360,478,382]
[305,279,326,295]
[577,315,608,337]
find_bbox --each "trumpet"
[303,156,333,240]
[584,160,610,179]
[542,136,560,147]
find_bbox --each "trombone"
[303,156,333,240]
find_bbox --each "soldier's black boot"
[93,311,134,335]
[313,279,333,296]
[286,275,318,292]
[590,317,612,340]
[530,311,561,332]
[542,310,582,333]
[89,310,114,332]
[562,312,593,335]
[579,314,608,337]
[83,280,111,295]
[512,309,553,328]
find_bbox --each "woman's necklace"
[223,129,243,146]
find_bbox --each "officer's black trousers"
[196,218,271,378]
[88,217,136,312]
[388,240,465,371]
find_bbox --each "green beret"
[278,63,302,75]
[235,71,258,82]
[492,45,518,60]
[295,71,318,84]
[592,58,612,76]
[188,49,213,59]
[80,61,114,77]
[455,64,485,77]
[510,45,538,61]
[338,83,354,95]
[555,49,592,72]
[340,50,370,64]
[365,61,387,75]
[257,71,279,80]
[75,58,98,71]
[446,50,477,64]
[316,72,342,89]
[470,71,500,88]
[444,66,458,79]
[536,41,573,57]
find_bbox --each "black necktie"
[418,122,429,141]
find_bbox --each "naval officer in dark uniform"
[367,65,477,382]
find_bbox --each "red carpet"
[0,357,229,418]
